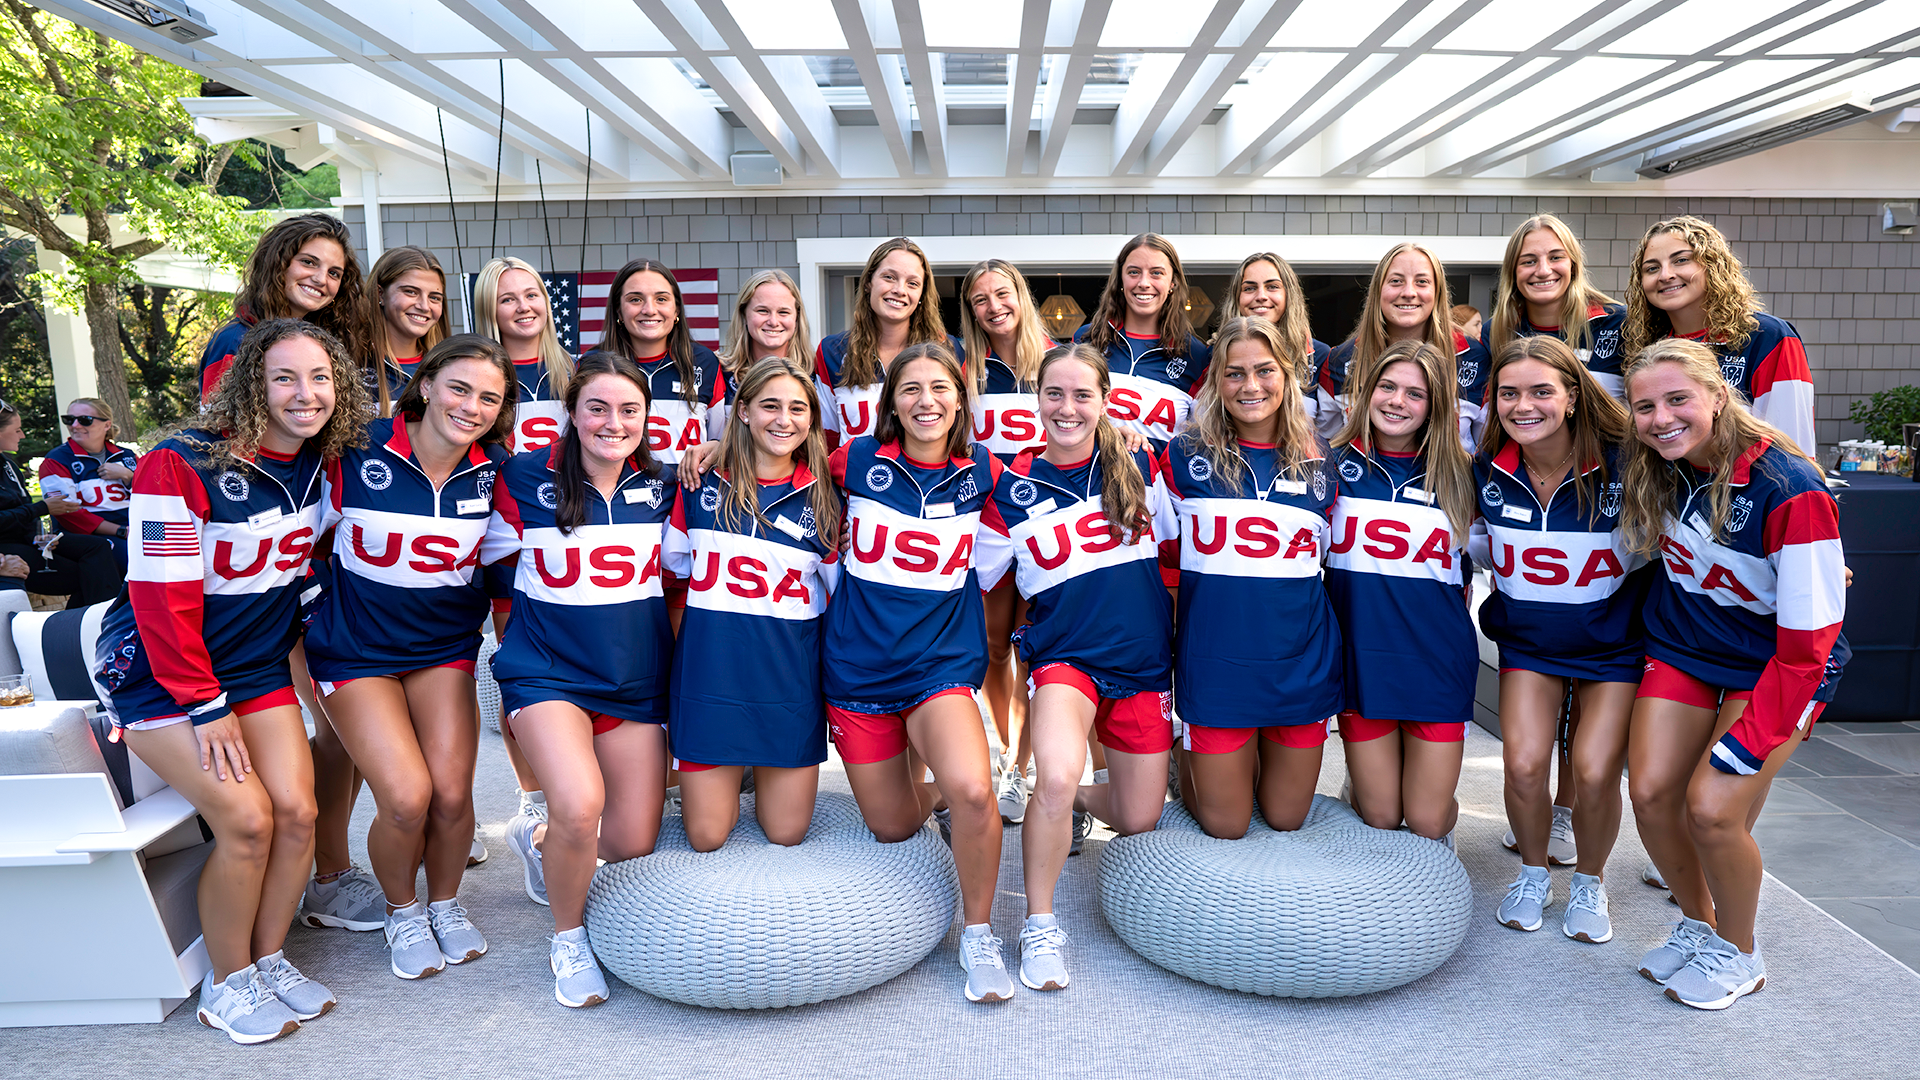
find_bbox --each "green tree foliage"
[0,238,58,457]
[217,141,340,211]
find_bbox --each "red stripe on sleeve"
[38,458,105,533]
[828,443,850,488]
[1747,336,1810,401]
[130,450,218,710]
[1762,489,1840,554]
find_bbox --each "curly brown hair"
[235,213,368,362]
[179,319,371,469]
[1623,215,1761,359]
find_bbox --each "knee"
[863,809,923,845]
[686,814,738,854]
[386,782,433,832]
[1107,807,1161,838]
[1573,761,1622,801]
[1628,774,1679,817]
[1195,811,1249,841]
[1505,754,1551,793]
[273,796,318,845]
[1404,803,1455,841]
[1029,770,1078,813]
[546,800,603,843]
[214,799,276,859]
[427,778,472,825]
[986,637,1013,665]
[944,776,995,819]
[1684,791,1743,842]
[762,819,809,847]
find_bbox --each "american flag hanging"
[466,270,721,355]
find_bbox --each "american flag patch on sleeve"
[141,521,197,557]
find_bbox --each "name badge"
[1028,498,1057,518]
[624,487,656,505]
[1277,479,1307,495]
[774,516,806,540]
[1501,504,1533,523]
[1402,486,1434,504]
[671,381,684,394]
[247,506,283,529]
[456,498,488,515]
[926,502,956,519]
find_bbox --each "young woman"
[1624,215,1816,453]
[959,258,1053,822]
[0,401,120,608]
[817,238,959,448]
[98,319,370,1044]
[1218,252,1334,439]
[361,246,452,414]
[663,356,840,850]
[302,335,514,980]
[1165,317,1342,840]
[1075,234,1211,452]
[1475,336,1646,943]
[484,353,676,1008]
[824,341,1010,1003]
[473,257,576,454]
[1619,338,1844,1010]
[719,270,814,379]
[200,213,365,399]
[40,397,138,566]
[596,259,727,465]
[976,343,1175,991]
[1452,305,1483,344]
[1485,215,1627,399]
[1317,243,1492,452]
[1324,339,1476,844]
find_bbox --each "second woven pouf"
[1098,794,1471,997]
[585,790,958,1009]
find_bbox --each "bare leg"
[1567,680,1636,880]
[1076,745,1166,836]
[681,766,746,852]
[1687,700,1805,952]
[238,706,320,960]
[1184,738,1258,840]
[1255,736,1323,832]
[506,703,605,932]
[751,765,820,846]
[1401,734,1463,840]
[1500,670,1563,865]
[844,751,937,843]
[591,720,668,863]
[296,641,360,880]
[983,584,1027,762]
[319,677,434,906]
[402,667,480,901]
[907,696,1002,926]
[1627,696,1720,926]
[1342,730,1405,830]
[1023,684,1093,916]
[491,611,542,795]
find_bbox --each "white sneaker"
[997,768,1030,825]
[1018,917,1070,991]
[507,812,549,907]
[958,925,1015,1002]
[550,928,609,1008]
[468,828,489,866]
[1547,804,1578,866]
[197,965,299,1045]
[1642,861,1668,889]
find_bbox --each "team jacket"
[815,332,967,447]
[1471,442,1648,682]
[625,343,727,464]
[971,349,1049,461]
[197,314,255,399]
[40,438,138,535]
[1303,338,1335,440]
[1323,444,1476,724]
[1318,331,1493,451]
[976,448,1174,695]
[663,466,839,767]
[97,430,325,724]
[1642,437,1844,775]
[1164,437,1344,728]
[480,446,677,717]
[823,437,1001,708]
[1071,324,1211,449]
[508,356,572,453]
[1672,313,1816,453]
[302,417,506,682]
[1490,304,1628,399]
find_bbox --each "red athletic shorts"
[827,687,977,765]
[1029,663,1173,755]
[1634,656,1789,717]
[1184,716,1331,754]
[314,659,476,698]
[1336,711,1467,743]
[502,705,640,740]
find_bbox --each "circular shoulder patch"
[536,481,559,510]
[359,459,393,491]
[1187,454,1213,483]
[700,486,720,512]
[216,470,250,502]
[1008,478,1038,506]
[1480,480,1503,506]
[865,464,893,492]
[1339,458,1364,483]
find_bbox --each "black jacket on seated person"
[0,449,121,607]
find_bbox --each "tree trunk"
[82,277,137,439]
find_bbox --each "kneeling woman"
[303,335,514,979]
[99,319,370,1044]
[482,354,677,1008]
[1166,317,1342,840]
[978,343,1175,992]
[665,356,841,849]
[1620,339,1843,1011]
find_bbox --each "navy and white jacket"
[40,438,138,536]
[508,357,571,453]
[1318,330,1494,452]
[976,448,1174,696]
[823,437,1002,709]
[1489,304,1627,399]
[1671,313,1816,453]
[1302,338,1335,440]
[480,446,677,717]
[1072,324,1211,449]
[664,466,840,767]
[1643,437,1844,775]
[624,343,728,464]
[1471,441,1648,682]
[302,417,506,683]
[1323,444,1475,724]
[1164,437,1344,728]
[197,315,254,400]
[970,349,1049,462]
[815,332,967,447]
[97,431,325,724]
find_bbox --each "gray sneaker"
[1069,810,1092,855]
[550,930,609,1008]
[997,769,1030,825]
[428,899,488,964]
[1018,918,1070,991]
[1547,804,1578,866]
[385,905,446,980]
[1664,934,1765,1010]
[197,965,299,1045]
[255,950,335,1020]
[301,867,385,931]
[468,828,489,866]
[933,807,952,847]
[1641,860,1668,889]
[518,789,549,822]
[1640,916,1714,983]
[958,927,1015,1002]
[1497,865,1553,931]
[1562,872,1613,943]
[507,812,549,907]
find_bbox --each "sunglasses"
[61,415,104,427]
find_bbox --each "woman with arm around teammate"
[825,341,1011,1002]
[360,246,451,415]
[596,259,728,466]
[1166,317,1342,840]
[1476,337,1646,942]
[301,335,514,980]
[482,353,678,1008]
[1075,233,1211,452]
[818,238,959,447]
[200,213,365,399]
[975,343,1175,991]
[1220,252,1335,440]
[664,356,841,850]
[39,397,138,567]
[1485,215,1627,399]
[1324,338,1478,844]
[96,319,371,1043]
[1619,338,1843,1010]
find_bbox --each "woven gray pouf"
[1098,794,1471,997]
[584,790,958,1009]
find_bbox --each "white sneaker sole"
[964,980,1013,1003]
[392,959,444,980]
[301,910,382,932]
[552,972,608,1008]
[1019,967,1068,991]
[509,838,550,907]
[468,836,489,866]
[441,942,488,964]
[1499,912,1545,932]
[1564,921,1613,944]
[198,1006,298,1044]
[1666,973,1765,1010]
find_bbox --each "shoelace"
[550,935,598,979]
[998,771,1024,799]
[388,913,437,952]
[224,971,276,1017]
[260,955,314,995]
[334,870,384,910]
[1504,874,1550,906]
[429,902,477,935]
[962,932,1006,970]
[1662,919,1710,956]
[1566,881,1605,916]
[1020,923,1067,958]
[1676,939,1739,982]
[1550,812,1576,845]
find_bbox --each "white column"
[359,162,385,266]
[32,242,97,411]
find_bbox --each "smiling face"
[1514,228,1571,322]
[572,373,649,473]
[495,268,549,355]
[1038,357,1104,462]
[260,336,337,455]
[1629,362,1723,468]
[1236,260,1287,322]
[381,268,445,355]
[416,357,507,451]
[1121,246,1174,328]
[0,413,22,454]
[1219,338,1287,443]
[742,374,812,473]
[744,282,798,359]
[620,269,679,355]
[283,237,346,316]
[65,401,108,453]
[968,270,1020,345]
[1640,230,1707,331]
[1368,359,1431,454]
[1494,358,1574,454]
[891,357,959,457]
[869,250,925,328]
[1381,251,1437,338]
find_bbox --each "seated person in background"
[0,552,27,591]
[0,400,121,608]
[40,397,138,568]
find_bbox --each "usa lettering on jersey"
[1486,528,1632,601]
[845,496,977,592]
[680,529,829,618]
[1327,497,1461,585]
[973,394,1044,457]
[514,522,665,605]
[1178,497,1327,578]
[1106,372,1190,446]
[999,494,1158,597]
[833,383,883,441]
[334,506,487,589]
